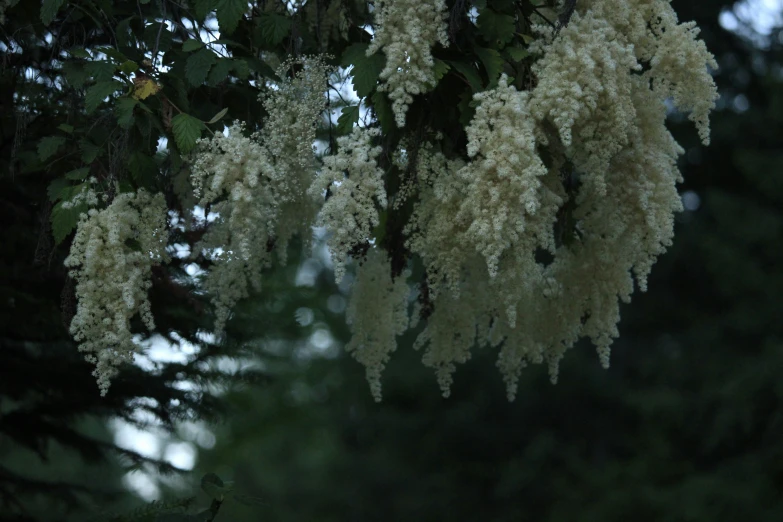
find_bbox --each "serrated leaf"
[116,97,138,128]
[51,200,87,244]
[518,32,535,44]
[85,60,116,82]
[171,113,204,154]
[94,46,129,63]
[207,107,229,125]
[119,60,138,74]
[371,91,394,135]
[38,136,65,162]
[128,152,158,189]
[475,47,504,87]
[182,39,205,52]
[116,17,134,49]
[57,124,74,134]
[336,105,360,135]
[85,80,123,113]
[193,0,214,21]
[131,77,161,100]
[458,89,476,127]
[256,12,291,46]
[505,46,530,62]
[65,167,90,180]
[207,58,233,86]
[80,139,102,163]
[342,43,385,98]
[432,59,450,85]
[41,0,66,25]
[69,47,90,59]
[62,61,89,88]
[447,60,483,92]
[48,178,69,202]
[476,8,515,47]
[143,23,173,53]
[186,47,217,86]
[216,0,246,34]
[231,58,251,79]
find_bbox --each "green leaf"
[69,47,90,59]
[337,105,360,135]
[119,60,138,74]
[447,60,483,92]
[41,0,66,25]
[458,89,476,127]
[216,0,246,34]
[95,46,129,63]
[65,167,90,180]
[116,97,138,129]
[38,136,65,162]
[116,17,135,49]
[504,45,530,62]
[57,124,74,134]
[256,12,291,46]
[207,58,233,86]
[128,152,159,189]
[143,23,173,53]
[371,91,394,135]
[342,43,385,98]
[62,61,89,88]
[193,0,214,21]
[51,200,87,244]
[476,8,516,47]
[207,107,229,125]
[48,178,69,202]
[85,80,123,113]
[171,113,205,154]
[182,39,205,52]
[85,60,117,82]
[432,59,451,85]
[186,47,217,86]
[80,139,102,163]
[475,47,504,87]
[231,58,250,80]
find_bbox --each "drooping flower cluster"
[396,0,718,400]
[190,122,280,332]
[367,0,449,126]
[344,248,410,402]
[191,57,330,332]
[309,126,386,283]
[64,189,169,396]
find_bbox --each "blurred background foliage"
[1,0,782,521]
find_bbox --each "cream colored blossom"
[64,189,169,396]
[310,126,386,283]
[191,57,330,332]
[344,248,410,402]
[402,0,717,400]
[367,0,449,126]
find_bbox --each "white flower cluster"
[61,178,100,209]
[190,122,280,332]
[344,248,410,402]
[400,0,718,400]
[309,126,386,283]
[64,190,169,396]
[191,57,330,332]
[367,0,449,126]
